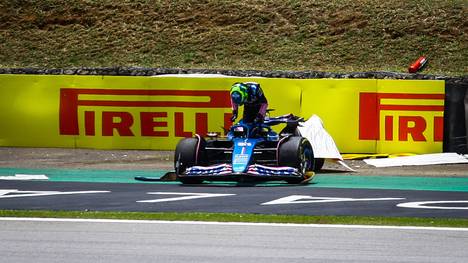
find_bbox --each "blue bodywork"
[228,120,280,173]
[227,121,265,173]
[182,115,306,180]
[232,138,258,173]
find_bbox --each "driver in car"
[229,82,268,124]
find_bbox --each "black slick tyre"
[278,136,314,184]
[314,158,325,172]
[174,137,205,184]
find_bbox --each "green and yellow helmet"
[230,82,248,105]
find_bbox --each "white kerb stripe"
[0,217,467,232]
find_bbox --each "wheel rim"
[300,146,312,175]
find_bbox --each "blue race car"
[174,114,323,184]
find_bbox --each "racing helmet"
[230,82,248,105]
[244,82,261,97]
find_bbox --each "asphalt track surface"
[1,178,468,218]
[2,218,468,263]
[1,148,468,263]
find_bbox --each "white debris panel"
[297,115,355,171]
[364,153,468,168]
[298,115,342,160]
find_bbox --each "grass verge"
[1,210,468,228]
[1,0,466,75]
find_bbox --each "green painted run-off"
[1,168,468,192]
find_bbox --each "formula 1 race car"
[174,113,324,184]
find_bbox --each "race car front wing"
[184,163,300,177]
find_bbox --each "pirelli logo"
[59,88,232,137]
[359,92,444,142]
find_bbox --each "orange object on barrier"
[408,56,428,73]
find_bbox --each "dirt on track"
[1,147,467,178]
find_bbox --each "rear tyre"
[174,137,205,184]
[279,126,301,137]
[278,136,314,184]
[314,158,325,172]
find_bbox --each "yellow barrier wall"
[0,74,444,153]
[374,80,444,153]
[300,79,377,153]
[300,79,445,153]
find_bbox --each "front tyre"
[278,136,314,184]
[174,137,205,184]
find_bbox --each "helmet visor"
[231,91,244,105]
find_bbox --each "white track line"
[1,217,468,232]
